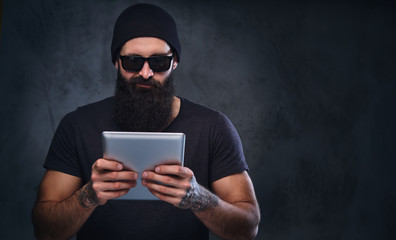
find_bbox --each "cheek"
[153,69,171,80]
[120,70,138,80]
[157,68,172,78]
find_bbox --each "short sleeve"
[43,112,81,177]
[209,112,249,182]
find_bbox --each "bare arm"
[32,170,94,240]
[32,159,138,240]
[193,172,260,240]
[142,167,260,240]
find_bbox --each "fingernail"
[155,167,160,173]
[142,172,147,177]
[134,173,138,179]
[118,164,123,170]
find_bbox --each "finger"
[93,159,123,171]
[96,189,131,200]
[146,188,182,206]
[91,170,138,184]
[154,165,194,178]
[93,180,137,192]
[100,170,138,182]
[142,179,186,199]
[141,171,188,190]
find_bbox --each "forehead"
[120,37,171,56]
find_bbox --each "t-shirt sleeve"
[43,112,81,177]
[209,112,249,183]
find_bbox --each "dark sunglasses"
[119,54,174,72]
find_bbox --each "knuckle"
[178,190,186,198]
[177,167,185,175]
[182,182,191,190]
[95,159,104,169]
[187,170,194,178]
[180,167,193,177]
[91,182,99,191]
[159,185,167,193]
[91,174,99,182]
[110,171,118,180]
[113,182,120,189]
[163,176,172,184]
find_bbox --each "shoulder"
[64,97,113,118]
[59,97,114,127]
[75,97,114,115]
[179,97,225,120]
[181,98,234,126]
[177,97,238,137]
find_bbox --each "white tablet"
[102,131,185,200]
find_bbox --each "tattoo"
[178,176,219,212]
[77,181,99,208]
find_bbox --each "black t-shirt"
[44,97,248,240]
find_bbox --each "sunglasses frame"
[119,54,174,72]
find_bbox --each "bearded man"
[32,3,260,240]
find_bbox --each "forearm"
[191,186,260,240]
[32,187,96,240]
[174,175,259,239]
[142,167,260,239]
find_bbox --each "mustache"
[129,76,162,89]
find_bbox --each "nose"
[139,61,154,79]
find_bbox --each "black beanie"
[111,3,181,64]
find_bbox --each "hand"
[141,165,218,211]
[77,159,138,208]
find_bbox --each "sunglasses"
[119,54,174,72]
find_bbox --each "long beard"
[113,70,175,132]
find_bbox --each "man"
[32,3,260,240]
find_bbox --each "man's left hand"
[141,165,194,206]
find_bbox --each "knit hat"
[111,3,181,64]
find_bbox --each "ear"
[172,61,178,70]
[172,55,179,70]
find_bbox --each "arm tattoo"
[77,180,99,208]
[178,176,219,212]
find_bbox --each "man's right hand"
[78,158,138,208]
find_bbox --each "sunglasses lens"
[149,56,172,72]
[121,56,145,72]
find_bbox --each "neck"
[168,96,180,126]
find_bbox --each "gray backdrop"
[0,0,395,239]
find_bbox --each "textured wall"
[0,0,395,239]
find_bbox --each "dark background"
[0,0,395,239]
